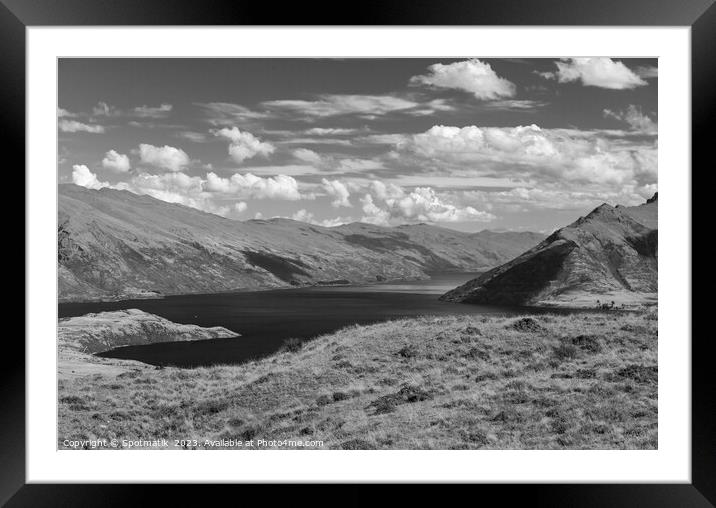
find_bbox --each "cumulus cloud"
[359,182,494,226]
[72,165,108,189]
[101,150,131,172]
[292,148,323,164]
[213,127,275,164]
[112,171,236,216]
[287,209,352,227]
[205,172,302,200]
[321,178,352,207]
[138,143,190,172]
[71,169,273,220]
[59,120,105,133]
[603,105,657,134]
[291,209,315,222]
[410,59,516,100]
[403,124,657,187]
[541,58,647,89]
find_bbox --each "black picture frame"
[6,0,712,504]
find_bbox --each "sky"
[58,58,657,233]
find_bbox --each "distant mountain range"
[58,184,544,301]
[441,194,658,307]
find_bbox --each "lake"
[58,272,563,368]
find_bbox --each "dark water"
[58,273,565,368]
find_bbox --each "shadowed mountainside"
[441,195,658,307]
[58,184,543,301]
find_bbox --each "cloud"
[57,108,76,118]
[82,169,297,217]
[101,150,131,172]
[290,149,383,174]
[92,102,120,117]
[137,144,190,172]
[603,105,657,134]
[321,178,352,207]
[114,171,235,216]
[291,209,315,222]
[304,127,361,135]
[175,131,209,143]
[359,182,495,226]
[131,103,173,118]
[59,120,105,133]
[292,148,324,164]
[336,158,384,172]
[262,94,420,118]
[406,124,656,184]
[541,58,647,89]
[635,66,658,79]
[279,137,353,146]
[463,182,657,215]
[410,59,516,100]
[287,208,353,227]
[319,216,353,227]
[194,102,270,126]
[213,127,275,164]
[72,165,108,189]
[236,164,318,176]
[478,100,548,112]
[92,101,173,118]
[205,172,302,200]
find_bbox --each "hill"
[58,184,543,301]
[440,195,658,307]
[58,311,657,449]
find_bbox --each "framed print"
[7,0,714,503]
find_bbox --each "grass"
[58,310,657,450]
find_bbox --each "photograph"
[56,57,658,451]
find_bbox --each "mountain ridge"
[440,194,658,307]
[58,184,544,302]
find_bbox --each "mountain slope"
[58,184,543,301]
[440,195,658,307]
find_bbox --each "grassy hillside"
[58,310,657,450]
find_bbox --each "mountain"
[58,184,544,301]
[440,194,658,307]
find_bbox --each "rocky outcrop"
[58,184,543,301]
[441,195,658,306]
